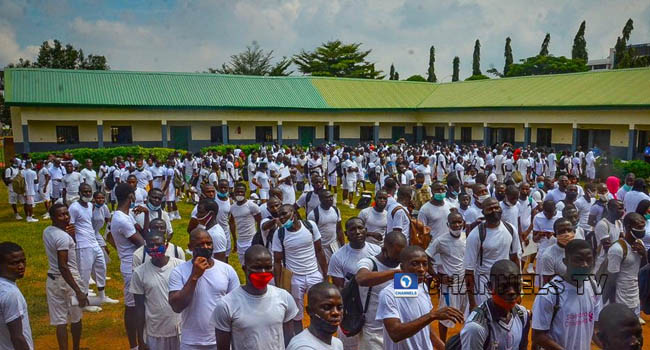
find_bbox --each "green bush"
[465,74,490,81]
[613,159,650,180]
[29,146,187,165]
[201,144,263,155]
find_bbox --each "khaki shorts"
[46,275,82,325]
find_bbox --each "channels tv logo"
[394,273,418,298]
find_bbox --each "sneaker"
[89,277,96,285]
[526,264,535,274]
[83,306,102,313]
[640,317,646,325]
[349,204,355,209]
[101,296,119,304]
[43,213,50,220]
[342,199,349,206]
[26,217,39,223]
[15,214,22,220]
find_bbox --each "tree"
[486,66,503,78]
[506,55,589,77]
[465,74,489,81]
[394,71,399,80]
[613,19,648,69]
[7,40,109,70]
[406,75,426,82]
[504,37,513,75]
[571,21,588,62]
[293,40,384,79]
[472,39,482,76]
[389,64,396,80]
[427,45,437,82]
[539,33,551,56]
[209,43,292,76]
[452,56,460,82]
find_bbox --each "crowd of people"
[0,140,647,350]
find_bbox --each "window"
[325,125,340,141]
[111,126,133,144]
[255,126,273,143]
[637,130,648,153]
[392,126,405,141]
[461,127,472,143]
[500,128,515,144]
[56,126,79,144]
[434,127,445,142]
[360,126,373,142]
[536,128,552,148]
[211,126,223,143]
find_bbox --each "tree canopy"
[571,21,588,62]
[505,55,588,77]
[452,57,460,82]
[405,74,426,82]
[613,19,649,69]
[427,46,437,82]
[293,40,384,79]
[472,39,482,76]
[539,33,551,56]
[6,40,109,70]
[208,43,292,76]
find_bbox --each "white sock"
[98,290,106,299]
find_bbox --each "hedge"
[613,159,650,180]
[201,144,263,155]
[29,146,187,165]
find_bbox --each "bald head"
[490,259,520,278]
[307,282,341,307]
[384,231,407,248]
[244,244,272,266]
[189,228,212,245]
[597,303,642,349]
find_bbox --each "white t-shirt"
[134,187,148,206]
[278,183,296,205]
[464,222,521,282]
[594,219,623,272]
[215,198,232,237]
[131,208,173,236]
[43,226,80,277]
[63,172,83,195]
[460,302,528,350]
[608,239,641,309]
[129,257,184,337]
[532,276,602,350]
[533,213,560,259]
[426,232,466,279]
[545,188,566,204]
[211,286,299,350]
[500,201,519,231]
[208,224,228,255]
[386,205,410,244]
[254,171,270,190]
[231,200,261,243]
[132,243,185,270]
[22,169,37,196]
[287,328,343,350]
[111,210,139,274]
[376,283,433,350]
[0,277,33,350]
[168,259,240,346]
[356,257,399,333]
[296,191,321,215]
[80,168,97,192]
[623,190,650,213]
[358,207,387,245]
[418,201,453,242]
[272,220,322,275]
[539,243,566,278]
[91,204,111,238]
[307,206,341,246]
[68,201,97,249]
[463,204,482,225]
[134,169,153,189]
[327,243,381,282]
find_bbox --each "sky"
[1,0,650,81]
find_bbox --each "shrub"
[201,144,263,155]
[465,74,490,81]
[29,146,186,165]
[613,159,650,180]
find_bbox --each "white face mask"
[449,228,462,237]
[81,196,93,203]
[476,194,490,204]
[235,195,245,202]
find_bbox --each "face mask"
[147,202,161,212]
[485,211,502,224]
[235,195,245,202]
[565,192,578,202]
[476,194,490,204]
[94,203,103,208]
[129,202,135,209]
[193,247,213,260]
[528,196,534,205]
[645,213,650,221]
[451,191,458,197]
[248,272,274,289]
[217,192,228,199]
[81,196,93,203]
[495,193,505,201]
[147,245,166,259]
[310,313,338,334]
[282,219,294,229]
[537,182,544,189]
[415,183,423,189]
[623,184,632,191]
[449,228,462,238]
[492,293,517,311]
[631,228,646,240]
[567,266,591,282]
[434,193,446,201]
[137,167,144,171]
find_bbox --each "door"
[299,126,315,146]
[392,126,405,141]
[170,126,190,150]
[593,130,610,154]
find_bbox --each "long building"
[4,67,650,159]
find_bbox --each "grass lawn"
[0,183,646,349]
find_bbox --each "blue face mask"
[147,202,161,212]
[217,192,228,199]
[451,191,458,197]
[282,219,294,229]
[623,184,632,191]
[415,183,423,189]
[645,213,650,221]
[434,193,446,201]
[537,182,544,189]
[94,203,103,209]
[129,202,135,209]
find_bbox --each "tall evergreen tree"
[504,37,513,76]
[571,21,588,62]
[389,64,396,80]
[539,33,551,56]
[472,40,482,76]
[394,71,399,80]
[427,45,437,82]
[293,40,384,79]
[614,18,634,68]
[452,57,460,82]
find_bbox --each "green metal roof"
[5,67,650,110]
[417,68,650,109]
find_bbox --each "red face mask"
[249,272,274,289]
[492,293,517,311]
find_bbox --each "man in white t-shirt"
[359,190,388,246]
[168,228,240,350]
[0,242,33,350]
[532,200,560,266]
[532,239,603,350]
[539,218,577,285]
[355,232,406,350]
[111,183,146,350]
[62,162,83,205]
[376,246,464,350]
[460,259,530,350]
[213,245,298,350]
[341,153,358,208]
[21,161,38,223]
[623,179,650,214]
[4,160,24,220]
[386,186,413,244]
[43,204,87,350]
[593,200,625,273]
[230,183,262,266]
[133,159,154,190]
[130,229,184,350]
[327,217,381,350]
[327,151,340,195]
[79,159,98,193]
[273,205,328,333]
[418,182,454,243]
[295,175,326,215]
[307,190,344,260]
[132,218,185,270]
[287,282,344,350]
[464,198,521,310]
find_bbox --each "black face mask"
[310,313,338,334]
[485,211,502,224]
[632,228,646,240]
[193,247,212,259]
[495,193,505,201]
[565,192,578,202]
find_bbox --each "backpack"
[595,238,628,304]
[340,258,377,337]
[104,169,116,191]
[251,215,274,248]
[173,171,184,189]
[335,161,343,177]
[11,170,26,195]
[445,303,528,350]
[478,221,515,266]
[313,206,340,225]
[391,206,431,250]
[558,156,566,171]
